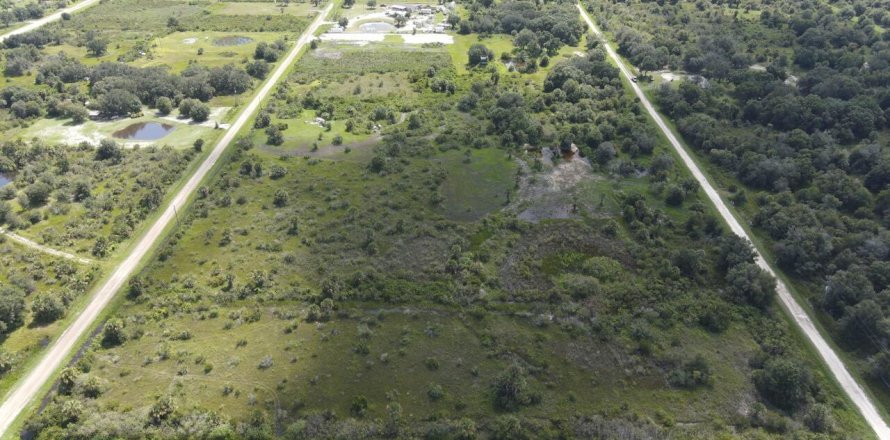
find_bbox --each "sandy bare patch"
[182,38,197,45]
[513,147,599,223]
[319,32,453,45]
[401,33,453,44]
[655,69,684,81]
[320,32,385,43]
[159,107,231,129]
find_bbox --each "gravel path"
[0,228,94,265]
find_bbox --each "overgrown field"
[23,17,873,438]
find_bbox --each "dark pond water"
[0,173,11,188]
[213,35,254,46]
[113,122,175,141]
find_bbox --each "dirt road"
[0,228,94,265]
[0,4,332,436]
[576,4,889,439]
[0,0,102,43]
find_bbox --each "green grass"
[447,34,514,75]
[9,110,219,151]
[436,148,517,221]
[135,31,291,72]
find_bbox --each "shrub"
[190,102,211,122]
[753,357,815,412]
[725,263,775,309]
[427,383,444,401]
[258,355,273,369]
[31,294,65,324]
[492,364,536,411]
[155,96,173,115]
[351,395,368,417]
[101,318,126,347]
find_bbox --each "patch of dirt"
[511,147,600,223]
[654,69,684,81]
[182,37,197,45]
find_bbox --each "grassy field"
[134,32,289,72]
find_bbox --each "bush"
[258,355,273,369]
[667,354,713,389]
[24,182,52,207]
[94,139,122,162]
[155,96,173,115]
[351,395,368,417]
[190,102,211,122]
[467,44,494,66]
[31,294,65,324]
[273,189,289,207]
[0,287,26,335]
[101,318,126,347]
[725,263,775,309]
[493,364,534,411]
[753,357,815,412]
[427,383,445,401]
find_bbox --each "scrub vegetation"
[0,0,325,414]
[19,0,876,437]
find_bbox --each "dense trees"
[1,57,254,122]
[601,0,890,400]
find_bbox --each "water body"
[112,122,175,141]
[213,35,254,46]
[0,173,11,188]
[359,22,395,32]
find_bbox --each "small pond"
[359,22,395,32]
[112,122,175,141]
[213,35,254,46]
[0,173,11,188]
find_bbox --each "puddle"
[359,22,395,32]
[0,172,12,188]
[112,122,175,141]
[213,36,254,46]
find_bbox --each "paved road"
[0,4,332,436]
[577,5,890,439]
[0,228,94,265]
[0,0,102,43]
